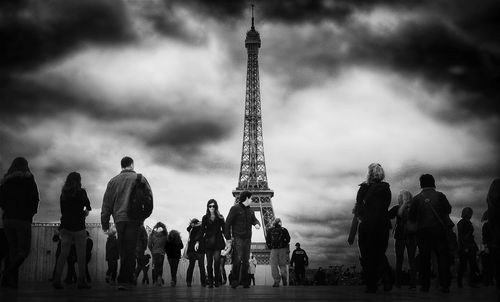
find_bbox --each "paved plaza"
[0,283,498,302]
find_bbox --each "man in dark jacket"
[266,218,290,287]
[186,218,206,287]
[224,191,261,288]
[290,243,308,285]
[409,174,452,293]
[101,156,153,290]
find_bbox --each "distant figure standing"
[149,222,168,286]
[186,218,206,287]
[0,157,39,289]
[105,226,119,284]
[224,191,261,289]
[101,156,153,290]
[388,190,417,289]
[457,207,479,288]
[353,163,393,293]
[266,218,291,287]
[290,243,308,285]
[52,172,92,289]
[49,230,61,281]
[481,211,493,286]
[409,174,452,293]
[165,229,183,287]
[248,254,257,286]
[486,178,500,289]
[199,199,226,288]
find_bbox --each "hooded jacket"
[0,172,39,222]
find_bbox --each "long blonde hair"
[366,163,385,184]
[397,190,413,217]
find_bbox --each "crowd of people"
[351,163,500,294]
[0,156,498,295]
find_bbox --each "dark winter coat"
[224,203,259,240]
[291,247,309,267]
[106,235,119,261]
[165,237,184,259]
[60,189,91,232]
[355,181,392,231]
[200,214,225,251]
[457,218,478,252]
[409,188,452,230]
[187,224,204,253]
[0,172,39,222]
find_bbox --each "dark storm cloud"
[0,0,133,73]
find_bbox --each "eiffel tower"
[232,5,275,264]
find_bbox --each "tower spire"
[251,4,255,29]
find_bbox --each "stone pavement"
[0,283,498,302]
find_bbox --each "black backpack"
[267,227,290,249]
[127,174,153,221]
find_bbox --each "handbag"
[426,199,458,253]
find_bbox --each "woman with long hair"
[186,218,206,287]
[148,221,168,286]
[0,157,39,289]
[197,199,226,288]
[165,229,183,287]
[52,172,92,289]
[354,163,393,293]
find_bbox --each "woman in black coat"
[354,163,393,293]
[0,157,39,289]
[197,199,225,288]
[165,229,183,287]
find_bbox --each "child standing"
[105,227,119,284]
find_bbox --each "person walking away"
[290,243,309,285]
[165,229,183,287]
[389,190,417,289]
[266,218,291,287]
[149,222,168,286]
[409,174,453,293]
[224,191,261,289]
[198,199,226,288]
[0,157,39,289]
[101,156,153,290]
[52,172,92,289]
[353,163,393,293]
[105,226,119,284]
[457,207,480,288]
[186,218,206,287]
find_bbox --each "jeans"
[395,235,417,287]
[168,258,179,283]
[417,227,451,290]
[231,237,251,287]
[53,229,87,286]
[186,252,206,285]
[205,249,221,285]
[2,219,31,287]
[358,224,392,291]
[270,248,288,284]
[116,221,141,284]
[152,253,165,283]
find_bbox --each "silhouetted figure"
[85,231,93,283]
[52,172,91,290]
[101,156,153,291]
[224,190,261,289]
[165,229,183,287]
[64,244,77,284]
[314,267,326,285]
[409,174,452,293]
[354,163,393,293]
[49,230,61,281]
[266,217,291,287]
[389,190,417,289]
[105,227,119,284]
[457,207,479,288]
[481,211,493,286]
[149,222,168,286]
[200,199,226,288]
[248,254,257,286]
[486,178,500,289]
[134,224,149,284]
[0,157,39,289]
[290,242,309,285]
[0,208,7,276]
[186,218,206,287]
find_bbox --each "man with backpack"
[101,156,153,290]
[266,218,290,287]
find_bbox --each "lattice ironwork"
[233,8,276,264]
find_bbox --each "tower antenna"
[251,4,255,29]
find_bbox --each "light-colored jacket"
[101,170,152,230]
[248,257,257,274]
[148,231,168,255]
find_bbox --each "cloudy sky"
[1,0,499,267]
